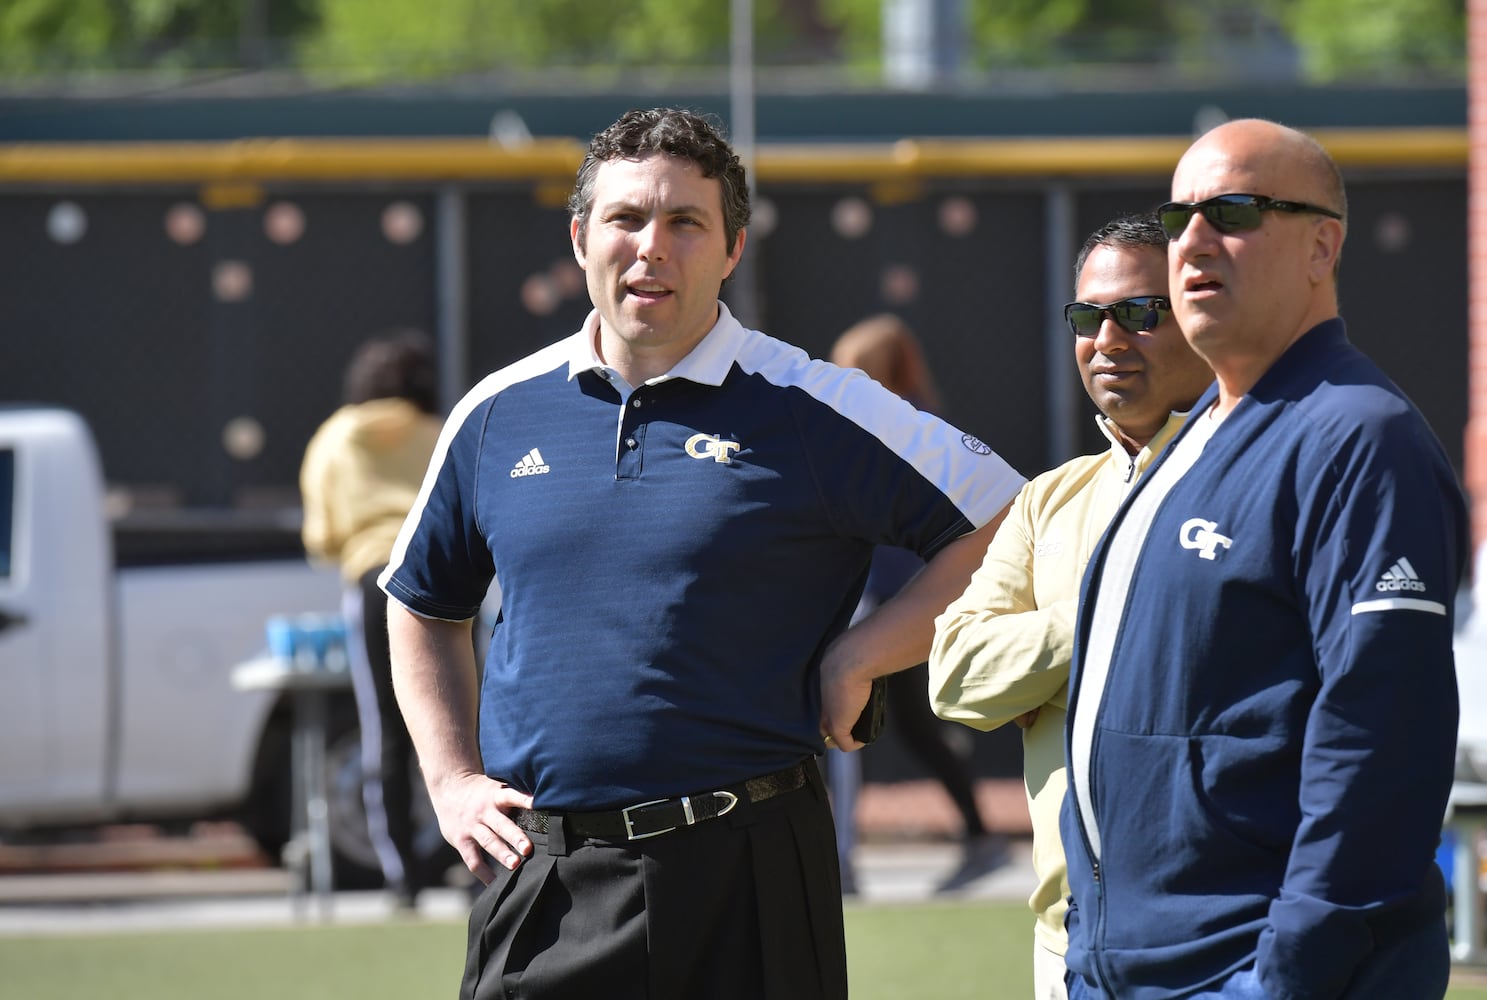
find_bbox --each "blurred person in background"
[380,107,1024,999]
[930,213,1213,998]
[827,313,1009,896]
[300,329,453,909]
[1062,119,1465,999]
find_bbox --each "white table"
[231,655,350,920]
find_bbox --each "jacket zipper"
[1072,452,1138,996]
[1070,760,1111,993]
[1068,609,1110,993]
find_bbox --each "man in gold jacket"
[928,212,1213,999]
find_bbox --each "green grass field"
[1,899,1484,999]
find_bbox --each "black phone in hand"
[851,676,887,745]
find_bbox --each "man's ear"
[1309,217,1344,284]
[570,216,586,268]
[721,227,747,281]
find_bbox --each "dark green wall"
[0,83,1465,143]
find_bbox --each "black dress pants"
[460,761,847,1000]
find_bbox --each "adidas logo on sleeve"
[1351,555,1445,617]
[1374,557,1427,593]
[510,448,551,478]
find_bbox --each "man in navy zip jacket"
[1062,118,1466,999]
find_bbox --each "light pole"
[728,0,761,328]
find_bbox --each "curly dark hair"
[1073,212,1167,285]
[568,107,750,256]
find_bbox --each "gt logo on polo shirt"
[685,433,742,464]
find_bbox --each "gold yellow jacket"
[928,410,1188,955]
[300,397,442,584]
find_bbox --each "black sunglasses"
[1157,193,1344,240]
[1063,296,1172,338]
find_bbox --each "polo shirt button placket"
[617,399,644,479]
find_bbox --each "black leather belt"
[510,762,809,842]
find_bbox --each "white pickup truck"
[0,406,426,884]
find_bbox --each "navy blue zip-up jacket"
[1061,320,1465,998]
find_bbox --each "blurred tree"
[301,0,799,79]
[0,0,122,70]
[0,0,1465,84]
[825,0,1166,73]
[0,0,318,72]
[818,0,884,69]
[967,0,1091,68]
[1167,1,1297,82]
[808,0,1464,81]
[1266,0,1465,81]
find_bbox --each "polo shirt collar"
[1096,408,1191,473]
[564,302,747,387]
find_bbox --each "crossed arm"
[819,505,1010,751]
[927,491,1077,734]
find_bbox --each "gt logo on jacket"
[1179,517,1233,561]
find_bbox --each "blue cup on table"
[265,614,348,672]
[265,615,298,662]
[300,613,348,671]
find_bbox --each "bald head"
[1166,119,1349,404]
[1177,119,1346,230]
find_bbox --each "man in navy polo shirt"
[381,107,1024,1000]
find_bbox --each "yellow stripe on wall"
[0,128,1464,187]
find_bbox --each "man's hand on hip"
[430,770,535,884]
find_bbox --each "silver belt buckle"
[622,798,675,841]
[621,790,741,840]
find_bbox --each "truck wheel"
[238,714,293,866]
[322,724,385,889]
[242,698,455,892]
[324,721,456,892]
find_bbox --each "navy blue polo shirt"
[382,304,1023,810]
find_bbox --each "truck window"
[0,448,10,578]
